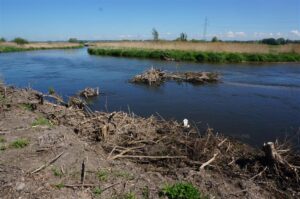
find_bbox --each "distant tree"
[261,38,282,45]
[152,28,159,41]
[211,36,218,42]
[178,33,188,41]
[0,37,6,42]
[12,37,29,45]
[68,38,79,43]
[276,38,286,45]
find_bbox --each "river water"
[0,48,299,146]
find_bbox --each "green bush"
[195,52,208,62]
[12,37,29,45]
[0,38,6,42]
[225,53,244,62]
[160,182,207,199]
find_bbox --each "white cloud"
[224,31,246,38]
[290,30,300,37]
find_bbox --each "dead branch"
[31,152,64,174]
[200,152,219,171]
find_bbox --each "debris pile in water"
[131,67,219,86]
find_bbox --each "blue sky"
[0,0,299,41]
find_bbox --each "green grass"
[97,169,109,181]
[20,103,35,111]
[10,138,29,149]
[88,47,300,63]
[93,187,102,195]
[0,136,5,143]
[0,144,6,151]
[160,182,208,199]
[32,117,52,127]
[48,87,55,95]
[52,167,63,177]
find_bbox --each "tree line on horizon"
[1,30,300,45]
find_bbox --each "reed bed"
[93,41,300,54]
[88,47,300,63]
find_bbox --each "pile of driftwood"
[79,87,99,98]
[131,67,219,86]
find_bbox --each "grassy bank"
[0,42,83,53]
[93,41,300,54]
[88,47,300,63]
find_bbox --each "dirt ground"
[0,85,299,199]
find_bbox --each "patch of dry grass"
[93,41,300,54]
[0,42,82,50]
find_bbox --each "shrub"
[206,52,225,63]
[48,87,55,95]
[211,36,218,42]
[12,37,29,45]
[225,53,244,63]
[160,182,206,199]
[10,139,29,148]
[0,38,6,42]
[68,38,78,43]
[195,52,208,62]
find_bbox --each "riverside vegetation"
[88,47,300,63]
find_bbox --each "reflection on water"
[0,48,300,146]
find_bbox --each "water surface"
[1,48,299,146]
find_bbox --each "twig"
[249,167,267,181]
[31,152,64,174]
[218,138,228,147]
[111,155,187,160]
[200,152,219,171]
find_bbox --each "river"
[0,48,299,146]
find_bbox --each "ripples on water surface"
[0,48,299,146]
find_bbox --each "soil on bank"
[0,84,299,199]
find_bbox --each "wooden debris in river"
[131,67,219,86]
[79,87,99,98]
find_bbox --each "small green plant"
[54,183,65,189]
[97,169,109,181]
[10,139,29,149]
[142,186,150,199]
[48,87,55,95]
[160,182,206,199]
[32,117,52,127]
[122,192,136,199]
[0,136,5,143]
[20,103,34,111]
[93,186,102,195]
[0,144,6,151]
[52,167,63,177]
[12,37,29,45]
